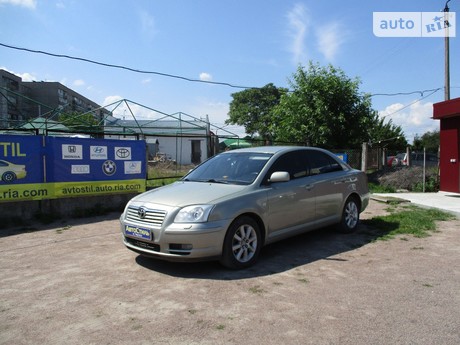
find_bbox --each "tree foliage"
[58,111,101,133]
[226,62,407,149]
[412,130,440,153]
[370,117,407,151]
[226,83,287,141]
[272,62,404,149]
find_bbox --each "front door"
[265,151,316,239]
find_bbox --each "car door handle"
[304,184,314,191]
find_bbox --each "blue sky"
[0,0,458,143]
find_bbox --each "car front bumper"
[120,218,230,262]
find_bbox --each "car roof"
[222,146,329,155]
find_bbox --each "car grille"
[125,237,160,252]
[125,207,166,228]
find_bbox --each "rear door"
[306,150,348,225]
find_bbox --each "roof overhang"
[433,97,460,120]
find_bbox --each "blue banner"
[45,137,146,182]
[0,134,146,202]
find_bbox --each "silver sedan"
[120,146,369,269]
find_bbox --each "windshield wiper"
[205,178,228,184]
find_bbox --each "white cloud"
[316,22,347,61]
[199,72,212,82]
[141,78,152,84]
[286,4,349,64]
[102,95,124,108]
[18,72,36,81]
[379,101,438,143]
[0,67,37,81]
[139,10,156,39]
[73,79,85,87]
[286,3,310,64]
[0,0,36,9]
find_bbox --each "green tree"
[370,117,407,151]
[58,111,102,133]
[272,62,404,149]
[226,83,287,142]
[412,130,439,153]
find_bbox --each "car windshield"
[184,152,272,185]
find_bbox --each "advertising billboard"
[0,134,146,203]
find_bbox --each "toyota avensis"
[120,146,369,269]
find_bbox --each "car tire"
[2,171,16,183]
[220,216,261,269]
[337,196,360,233]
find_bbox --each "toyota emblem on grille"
[138,207,147,219]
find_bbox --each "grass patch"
[368,182,395,193]
[363,206,455,241]
[146,162,192,188]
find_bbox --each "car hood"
[130,181,248,207]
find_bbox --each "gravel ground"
[1,200,459,345]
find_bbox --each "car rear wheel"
[337,196,360,233]
[220,216,261,269]
[2,171,16,183]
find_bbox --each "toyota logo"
[138,207,147,219]
[116,148,130,158]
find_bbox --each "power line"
[0,42,454,102]
[370,88,442,97]
[0,42,256,90]
[379,88,441,119]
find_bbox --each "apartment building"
[0,69,34,127]
[0,69,109,128]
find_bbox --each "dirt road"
[1,200,459,345]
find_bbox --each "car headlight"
[174,205,214,223]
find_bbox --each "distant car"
[387,155,398,167]
[0,160,27,183]
[392,152,438,167]
[120,146,370,269]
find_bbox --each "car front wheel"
[220,216,261,269]
[337,196,360,233]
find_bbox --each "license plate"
[125,225,152,240]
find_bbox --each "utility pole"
[444,0,451,101]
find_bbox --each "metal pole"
[444,0,451,101]
[423,147,426,193]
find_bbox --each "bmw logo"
[102,160,116,176]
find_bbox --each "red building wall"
[439,117,460,192]
[434,98,460,193]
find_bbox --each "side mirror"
[269,171,290,183]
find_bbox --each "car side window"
[308,150,343,175]
[265,151,309,181]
